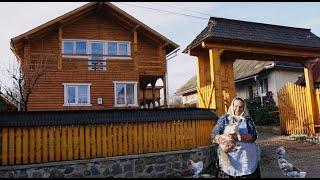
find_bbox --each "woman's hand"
[239,134,254,142]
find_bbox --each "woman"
[211,97,261,178]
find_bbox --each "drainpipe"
[165,47,180,108]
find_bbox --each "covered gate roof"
[183,17,320,54]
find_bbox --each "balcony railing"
[88,55,106,71]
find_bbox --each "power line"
[116,2,209,21]
[151,2,214,18]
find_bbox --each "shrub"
[245,95,279,125]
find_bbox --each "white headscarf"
[226,97,249,121]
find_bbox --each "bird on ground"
[188,160,203,178]
[276,146,306,178]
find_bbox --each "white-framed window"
[62,39,131,58]
[113,81,138,107]
[63,41,74,54]
[63,83,91,106]
[75,41,87,55]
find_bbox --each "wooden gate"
[277,83,320,135]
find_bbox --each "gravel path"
[256,130,320,178]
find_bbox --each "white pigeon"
[188,160,203,178]
[276,146,306,178]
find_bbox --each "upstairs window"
[62,39,131,57]
[63,41,74,54]
[91,42,104,55]
[118,43,128,56]
[108,42,117,55]
[76,41,87,54]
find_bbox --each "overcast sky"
[1,2,320,97]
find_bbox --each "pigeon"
[188,160,203,178]
[276,146,306,178]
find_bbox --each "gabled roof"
[174,75,197,95]
[183,17,320,53]
[0,94,18,111]
[11,2,179,60]
[175,59,303,95]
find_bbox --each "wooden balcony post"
[162,75,168,108]
[209,48,224,116]
[151,82,156,108]
[142,86,146,108]
[304,63,318,134]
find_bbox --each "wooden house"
[10,2,179,111]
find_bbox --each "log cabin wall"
[24,12,166,111]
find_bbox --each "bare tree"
[2,57,48,111]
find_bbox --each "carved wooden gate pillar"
[304,62,318,134]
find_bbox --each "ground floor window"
[63,83,91,106]
[114,82,137,107]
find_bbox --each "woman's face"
[233,99,244,116]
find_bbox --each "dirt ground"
[256,128,320,178]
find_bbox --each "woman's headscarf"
[227,97,249,118]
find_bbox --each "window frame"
[113,81,138,107]
[62,39,132,59]
[63,83,92,106]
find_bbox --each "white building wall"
[270,69,303,104]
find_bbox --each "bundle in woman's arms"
[214,123,241,153]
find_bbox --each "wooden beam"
[202,41,320,59]
[58,26,62,70]
[304,64,318,134]
[23,41,30,67]
[162,75,167,108]
[133,30,138,52]
[209,48,224,116]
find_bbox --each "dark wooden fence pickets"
[0,108,218,166]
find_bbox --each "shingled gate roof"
[183,17,320,53]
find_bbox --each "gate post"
[209,48,224,116]
[304,63,318,135]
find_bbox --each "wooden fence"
[0,109,217,166]
[197,83,216,109]
[277,83,319,135]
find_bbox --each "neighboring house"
[175,59,303,106]
[0,88,18,111]
[10,2,179,111]
[295,58,320,88]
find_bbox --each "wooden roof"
[11,2,179,60]
[183,17,320,54]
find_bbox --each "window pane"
[78,85,88,104]
[76,41,87,54]
[64,42,73,54]
[126,84,135,104]
[119,43,127,56]
[116,84,125,105]
[67,86,76,103]
[108,42,117,55]
[91,42,103,55]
